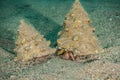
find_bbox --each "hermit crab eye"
[56,46,62,50]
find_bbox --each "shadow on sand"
[0,0,62,53]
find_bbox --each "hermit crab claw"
[56,46,65,55]
[56,47,75,61]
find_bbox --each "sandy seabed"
[0,0,120,80]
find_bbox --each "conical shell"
[14,20,56,62]
[57,0,103,57]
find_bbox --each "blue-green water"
[0,0,120,52]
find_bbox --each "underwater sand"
[0,0,120,80]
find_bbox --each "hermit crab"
[56,46,100,62]
[56,46,75,60]
[56,0,103,62]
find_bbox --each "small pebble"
[65,28,69,31]
[109,18,112,21]
[10,75,17,80]
[72,35,79,41]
